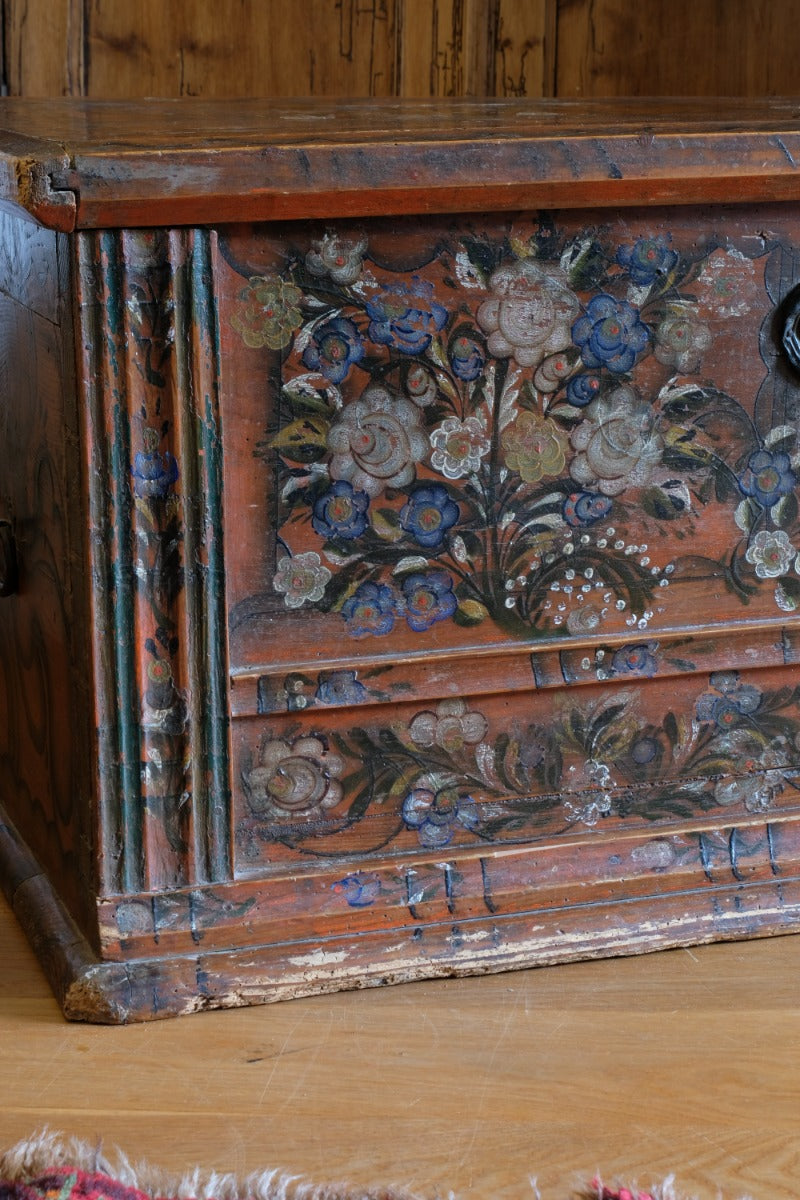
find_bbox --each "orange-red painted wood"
[5,98,800,229]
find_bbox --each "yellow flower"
[501,411,567,483]
[232,274,303,350]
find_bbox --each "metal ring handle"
[782,289,800,373]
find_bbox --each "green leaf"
[271,415,329,463]
[281,382,335,416]
[492,732,516,791]
[561,237,608,290]
[346,785,374,824]
[461,235,504,279]
[662,710,676,748]
[370,511,404,543]
[714,467,738,504]
[734,497,760,532]
[665,657,696,673]
[771,492,798,528]
[660,384,730,419]
[546,403,583,421]
[569,709,585,745]
[640,486,687,520]
[543,743,563,791]
[776,575,800,602]
[454,598,489,626]
[662,446,711,473]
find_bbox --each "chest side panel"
[0,210,97,943]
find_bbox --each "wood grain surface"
[555,0,800,99]
[0,0,551,100]
[0,218,95,941]
[2,891,799,1199]
[6,1,800,102]
[7,96,800,231]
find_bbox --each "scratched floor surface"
[1,893,799,1199]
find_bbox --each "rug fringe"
[0,1130,760,1200]
[0,1129,429,1200]
[577,1176,757,1200]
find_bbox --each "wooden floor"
[2,893,800,1200]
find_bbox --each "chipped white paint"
[286,948,352,968]
[697,246,758,317]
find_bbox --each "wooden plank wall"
[6,0,798,100]
[0,1,551,99]
[555,0,800,98]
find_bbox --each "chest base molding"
[4,802,800,1023]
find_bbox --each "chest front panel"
[214,207,800,884]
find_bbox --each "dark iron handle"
[782,289,800,373]
[0,521,18,596]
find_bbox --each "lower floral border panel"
[231,662,800,872]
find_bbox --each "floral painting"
[223,211,800,863]
[237,667,800,860]
[228,214,800,647]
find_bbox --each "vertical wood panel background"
[4,0,799,100]
[3,0,800,99]
[554,0,800,98]
[0,1,550,99]
[0,1,522,98]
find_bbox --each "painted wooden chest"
[4,98,800,1021]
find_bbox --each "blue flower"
[563,491,613,527]
[517,726,547,770]
[312,480,370,540]
[729,684,761,714]
[366,279,448,355]
[696,672,762,726]
[302,316,364,383]
[131,449,179,499]
[401,784,480,848]
[401,571,457,632]
[400,484,459,548]
[738,449,797,508]
[331,873,382,907]
[616,236,679,285]
[566,373,601,407]
[572,295,650,374]
[341,581,398,637]
[630,736,659,765]
[315,669,369,706]
[449,332,485,381]
[709,670,741,694]
[611,644,658,677]
[696,694,743,728]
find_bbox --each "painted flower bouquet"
[230,217,800,645]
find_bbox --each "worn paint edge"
[76,232,128,896]
[3,800,800,1024]
[0,149,76,232]
[190,230,230,880]
[0,804,126,1023]
[168,228,231,882]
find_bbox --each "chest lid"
[5,96,800,232]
